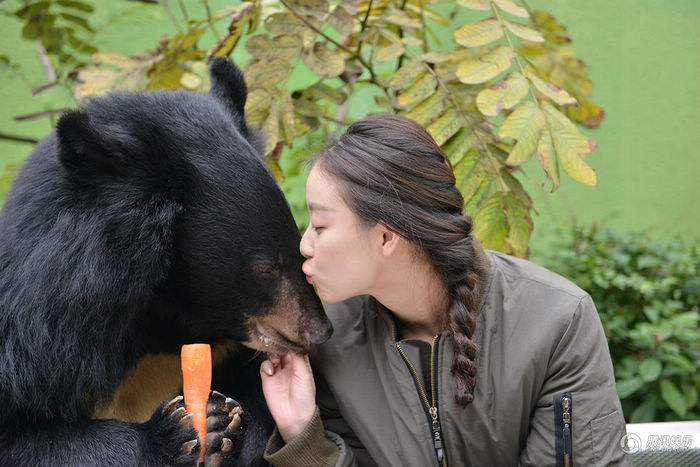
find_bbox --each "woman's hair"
[313,114,481,407]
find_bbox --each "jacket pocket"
[554,393,573,467]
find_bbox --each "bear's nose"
[303,320,333,345]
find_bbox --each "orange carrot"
[181,343,212,463]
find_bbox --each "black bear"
[0,58,332,466]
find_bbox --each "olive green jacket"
[265,249,631,466]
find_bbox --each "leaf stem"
[279,0,395,110]
[491,2,539,105]
[161,0,184,33]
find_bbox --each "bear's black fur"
[0,59,331,466]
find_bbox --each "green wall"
[523,0,700,251]
[1,1,698,250]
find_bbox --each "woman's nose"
[299,225,313,258]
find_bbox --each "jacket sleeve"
[518,295,632,467]
[263,371,374,467]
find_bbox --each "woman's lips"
[305,274,313,284]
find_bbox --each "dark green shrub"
[532,221,699,422]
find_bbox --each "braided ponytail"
[314,114,484,407]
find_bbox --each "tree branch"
[0,132,39,144]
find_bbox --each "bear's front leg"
[204,390,245,466]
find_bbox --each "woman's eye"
[312,226,325,232]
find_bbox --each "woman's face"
[300,165,383,303]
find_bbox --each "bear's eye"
[252,263,278,278]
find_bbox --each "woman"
[259,115,630,466]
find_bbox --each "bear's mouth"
[252,323,307,354]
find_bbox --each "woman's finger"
[260,359,275,377]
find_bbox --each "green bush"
[532,221,699,423]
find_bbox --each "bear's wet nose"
[303,321,333,345]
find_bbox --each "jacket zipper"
[396,334,448,467]
[554,393,573,467]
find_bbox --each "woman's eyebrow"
[308,202,331,213]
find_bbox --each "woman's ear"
[379,225,402,257]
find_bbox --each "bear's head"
[47,58,332,355]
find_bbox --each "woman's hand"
[260,353,317,443]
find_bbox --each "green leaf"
[246,34,301,61]
[397,72,437,108]
[454,18,503,48]
[303,42,344,78]
[616,377,645,399]
[427,108,461,146]
[630,395,657,423]
[405,89,446,126]
[504,19,544,43]
[473,191,530,256]
[443,128,479,165]
[59,12,92,32]
[476,72,529,116]
[661,354,696,373]
[494,0,529,18]
[498,101,545,165]
[660,379,688,417]
[502,191,533,256]
[456,44,514,85]
[639,358,663,382]
[529,73,577,105]
[388,58,425,91]
[456,0,490,11]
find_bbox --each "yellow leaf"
[245,88,275,115]
[536,130,560,191]
[476,72,528,116]
[381,5,422,29]
[427,108,461,146]
[456,44,514,85]
[502,192,532,257]
[541,102,595,154]
[279,87,295,148]
[375,41,405,63]
[504,19,544,43]
[551,130,597,186]
[454,147,487,204]
[244,59,292,89]
[329,5,353,35]
[245,34,301,61]
[456,0,490,11]
[179,71,202,89]
[494,0,529,18]
[473,192,508,252]
[264,12,316,48]
[262,106,280,156]
[92,53,141,69]
[397,72,437,108]
[303,42,345,78]
[388,58,424,90]
[454,18,503,48]
[285,0,328,19]
[498,101,545,165]
[528,73,577,106]
[405,88,446,126]
[565,98,606,129]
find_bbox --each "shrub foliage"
[534,222,700,422]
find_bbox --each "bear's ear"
[209,58,247,117]
[56,110,121,176]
